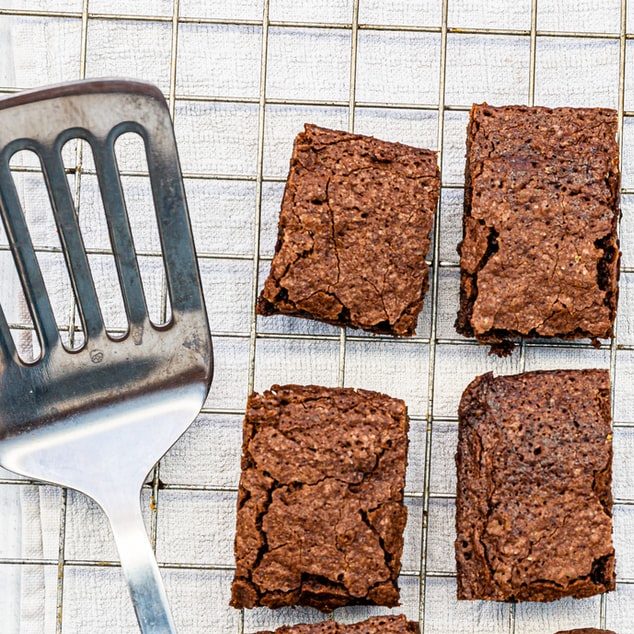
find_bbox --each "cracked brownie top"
[456,369,615,602]
[254,614,420,633]
[230,384,409,612]
[258,124,439,336]
[456,104,620,354]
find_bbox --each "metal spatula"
[0,79,213,633]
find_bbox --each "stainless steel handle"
[104,492,177,634]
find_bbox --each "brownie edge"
[456,369,615,602]
[231,385,409,612]
[555,629,617,634]
[255,615,420,634]
[258,123,439,336]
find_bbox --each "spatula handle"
[104,492,177,634]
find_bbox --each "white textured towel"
[1,1,634,633]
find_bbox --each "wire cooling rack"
[2,1,634,633]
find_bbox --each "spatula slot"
[68,139,129,339]
[114,132,171,328]
[0,251,40,363]
[7,149,83,353]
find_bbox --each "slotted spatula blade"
[0,79,213,634]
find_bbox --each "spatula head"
[0,80,212,501]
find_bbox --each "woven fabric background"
[1,0,634,632]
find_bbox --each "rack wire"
[0,1,633,632]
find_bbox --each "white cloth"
[1,1,634,632]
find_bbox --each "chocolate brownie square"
[258,124,439,336]
[456,104,620,354]
[456,370,615,601]
[231,385,409,612]
[255,615,419,634]
[555,630,617,634]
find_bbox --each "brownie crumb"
[254,614,419,634]
[456,104,620,353]
[258,124,439,336]
[231,385,409,612]
[456,370,615,602]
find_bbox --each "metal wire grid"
[0,0,632,632]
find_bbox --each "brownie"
[555,630,617,634]
[231,385,409,612]
[254,615,419,634]
[456,369,615,601]
[258,124,439,336]
[456,104,620,354]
